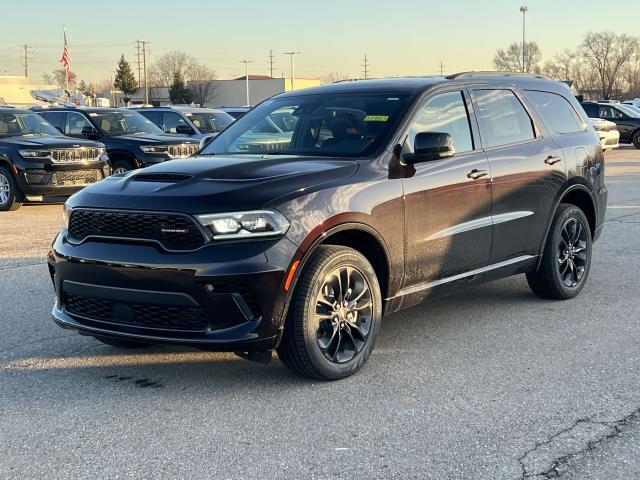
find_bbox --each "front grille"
[64,292,208,332]
[52,147,103,163]
[68,209,206,251]
[167,144,199,158]
[24,169,104,186]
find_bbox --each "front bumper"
[598,130,620,150]
[48,233,297,351]
[15,159,110,197]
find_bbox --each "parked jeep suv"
[581,101,640,149]
[49,74,607,379]
[33,107,201,174]
[0,108,109,211]
[134,106,235,140]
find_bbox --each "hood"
[0,134,102,149]
[68,155,359,213]
[102,134,200,145]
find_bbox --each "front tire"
[277,246,382,380]
[527,204,592,300]
[0,166,23,212]
[111,160,134,175]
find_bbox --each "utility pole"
[21,44,32,79]
[135,41,143,88]
[284,51,301,90]
[362,54,370,80]
[241,59,254,106]
[520,5,528,73]
[268,49,275,78]
[141,40,150,104]
[439,60,445,76]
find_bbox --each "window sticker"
[364,115,389,122]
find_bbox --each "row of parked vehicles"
[0,105,246,211]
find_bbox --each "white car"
[590,118,620,150]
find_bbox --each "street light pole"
[241,59,253,106]
[520,5,528,73]
[284,52,301,90]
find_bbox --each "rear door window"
[139,110,162,128]
[472,89,536,148]
[524,90,585,134]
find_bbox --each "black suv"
[0,108,109,211]
[581,101,640,148]
[49,74,607,380]
[33,107,201,174]
[134,106,235,141]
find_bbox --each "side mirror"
[404,132,455,165]
[81,126,99,138]
[175,124,195,135]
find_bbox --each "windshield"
[0,112,61,137]
[616,104,640,118]
[186,112,235,134]
[202,93,410,157]
[89,111,163,136]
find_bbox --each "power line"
[135,41,143,88]
[21,44,32,78]
[362,54,370,80]
[268,49,276,78]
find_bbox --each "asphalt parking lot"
[1,147,640,480]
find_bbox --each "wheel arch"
[279,222,392,327]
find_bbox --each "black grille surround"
[64,292,208,332]
[67,209,208,251]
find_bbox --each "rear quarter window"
[525,90,585,134]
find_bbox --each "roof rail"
[446,71,550,80]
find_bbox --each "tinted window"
[581,103,599,118]
[406,91,473,155]
[599,106,624,120]
[65,112,93,136]
[139,110,162,127]
[525,90,584,134]
[40,111,64,131]
[473,89,536,148]
[163,112,189,133]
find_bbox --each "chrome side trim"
[424,211,534,242]
[388,255,536,300]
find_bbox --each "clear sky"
[1,0,638,84]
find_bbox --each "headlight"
[140,145,168,154]
[20,149,52,159]
[196,210,289,240]
[62,203,72,230]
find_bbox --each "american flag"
[59,29,70,86]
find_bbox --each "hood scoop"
[133,173,193,183]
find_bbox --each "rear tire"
[632,131,640,149]
[527,204,592,300]
[94,336,150,349]
[0,166,23,212]
[277,245,382,380]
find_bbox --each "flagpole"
[63,26,69,95]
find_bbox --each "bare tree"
[321,72,351,84]
[188,63,217,106]
[148,51,197,88]
[580,32,639,99]
[621,50,640,97]
[493,41,542,73]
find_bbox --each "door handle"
[467,169,488,180]
[545,156,562,165]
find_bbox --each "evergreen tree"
[113,54,138,103]
[169,71,194,104]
